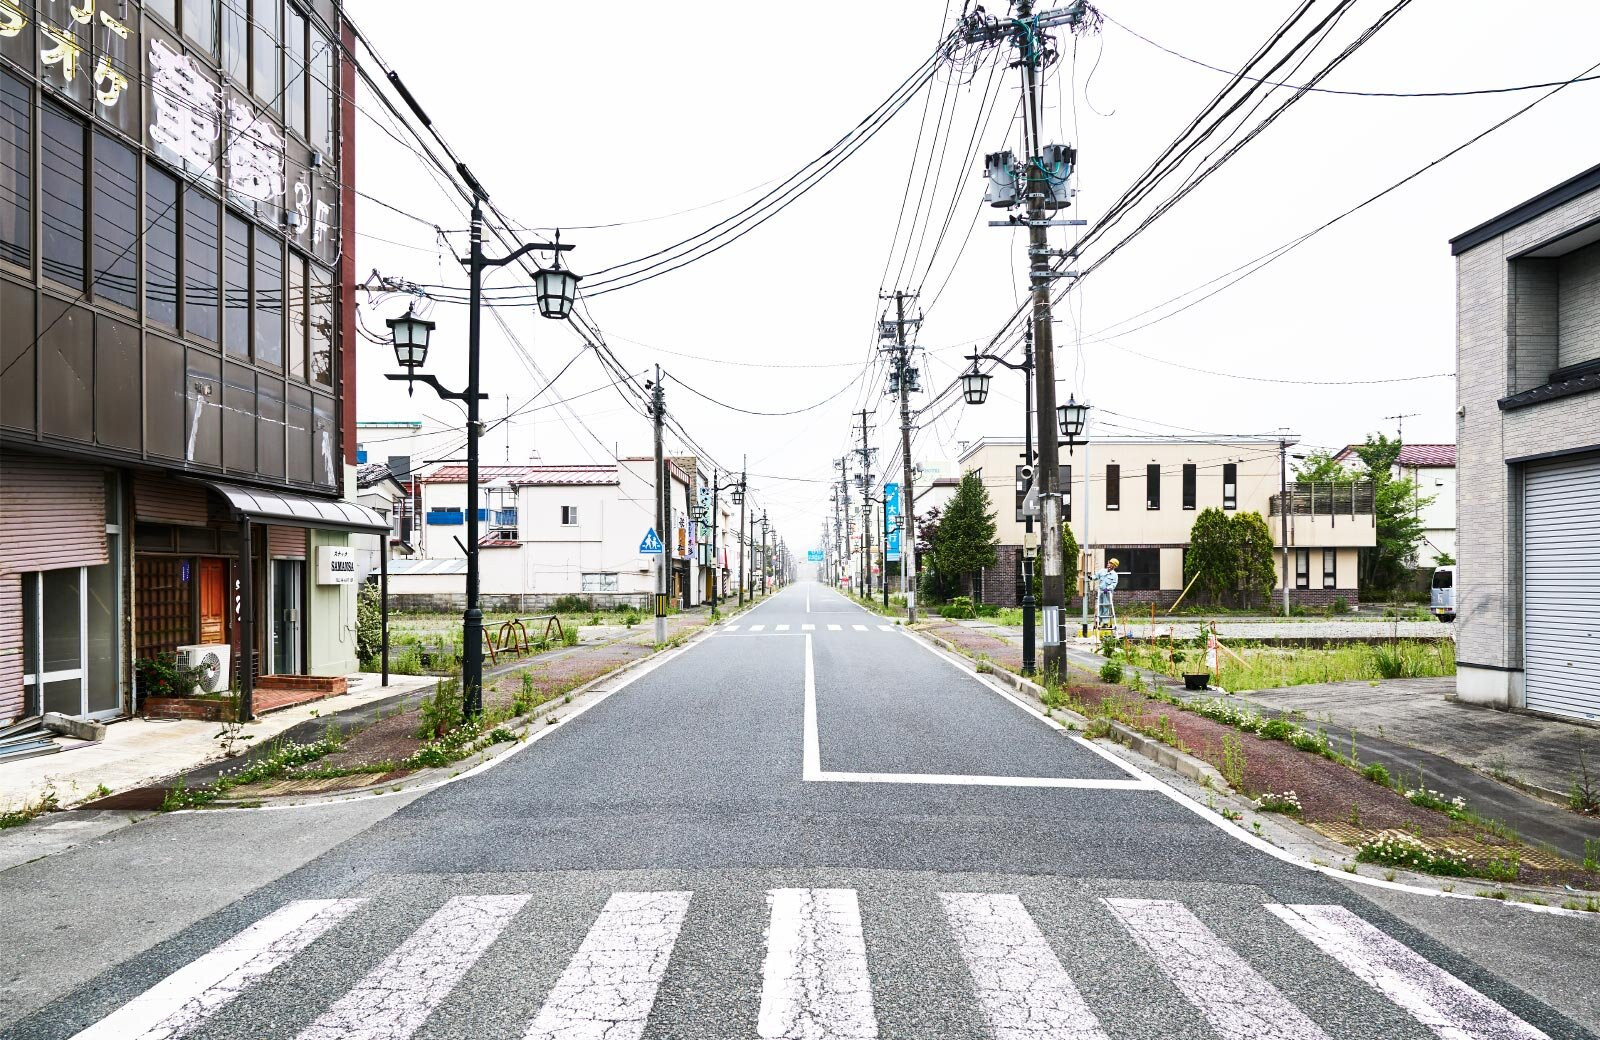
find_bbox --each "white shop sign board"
[317,546,358,585]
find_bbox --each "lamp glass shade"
[1058,395,1088,439]
[534,265,581,320]
[961,367,991,405]
[386,310,435,369]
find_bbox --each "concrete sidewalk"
[0,672,435,813]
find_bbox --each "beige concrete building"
[955,436,1374,609]
[1451,162,1600,721]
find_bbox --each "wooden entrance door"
[198,558,227,644]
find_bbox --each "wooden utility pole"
[653,366,667,644]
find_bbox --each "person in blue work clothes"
[1093,557,1120,628]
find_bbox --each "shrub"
[135,656,204,698]
[551,594,594,614]
[1362,762,1391,787]
[390,644,424,676]
[561,626,579,647]
[356,582,382,665]
[622,609,642,627]
[1330,596,1350,615]
[416,679,464,739]
[1098,660,1124,684]
[974,603,1001,618]
[940,596,977,620]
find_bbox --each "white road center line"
[522,892,692,1040]
[776,624,791,631]
[71,899,363,1040]
[940,893,1110,1040]
[852,624,868,632]
[1265,904,1550,1040]
[297,895,529,1040]
[758,888,878,1040]
[828,625,842,631]
[1105,898,1329,1040]
[750,624,766,632]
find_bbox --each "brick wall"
[979,546,1022,607]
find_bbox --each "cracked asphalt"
[1,582,1596,1039]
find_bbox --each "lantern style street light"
[960,362,992,405]
[384,195,578,720]
[1058,393,1088,453]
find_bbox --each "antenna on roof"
[1383,413,1419,442]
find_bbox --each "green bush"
[416,678,464,739]
[551,594,594,614]
[135,656,204,698]
[940,596,977,620]
[1099,660,1124,684]
[561,626,579,647]
[1330,596,1350,615]
[974,603,1001,618]
[356,582,382,665]
[622,609,642,627]
[1362,762,1391,786]
[390,644,424,676]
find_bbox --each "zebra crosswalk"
[67,888,1554,1040]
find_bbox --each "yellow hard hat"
[1108,557,1120,568]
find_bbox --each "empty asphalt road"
[3,582,1595,1039]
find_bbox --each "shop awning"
[191,480,392,534]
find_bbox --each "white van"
[1430,565,1456,622]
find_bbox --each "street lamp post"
[1056,395,1090,636]
[385,197,578,718]
[962,331,1039,674]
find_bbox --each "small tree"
[1352,434,1432,594]
[1061,521,1080,605]
[934,471,998,601]
[1293,450,1352,482]
[1185,507,1235,604]
[916,506,958,602]
[1230,511,1278,608]
[356,581,382,667]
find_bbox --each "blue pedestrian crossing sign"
[639,528,665,555]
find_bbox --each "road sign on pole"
[806,549,824,562]
[639,528,665,554]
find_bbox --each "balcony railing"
[1269,480,1375,518]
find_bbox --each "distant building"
[1450,161,1600,721]
[1333,443,1457,567]
[955,436,1376,609]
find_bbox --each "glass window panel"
[183,0,217,54]
[42,567,83,673]
[284,5,306,138]
[308,262,332,385]
[223,210,251,355]
[221,0,248,82]
[286,250,306,378]
[93,1,141,136]
[308,27,332,155]
[41,105,86,287]
[148,0,177,25]
[42,678,83,716]
[91,133,139,310]
[184,187,220,340]
[87,550,120,714]
[146,166,180,326]
[254,226,283,366]
[0,69,28,267]
[253,0,281,107]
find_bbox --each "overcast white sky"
[346,0,1600,552]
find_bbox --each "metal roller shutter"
[1523,453,1600,721]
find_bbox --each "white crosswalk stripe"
[68,891,1558,1040]
[726,625,741,631]
[523,892,692,1040]
[802,623,815,631]
[70,899,363,1040]
[759,888,878,1039]
[776,624,791,631]
[876,625,894,632]
[852,624,868,631]
[1267,904,1550,1040]
[941,893,1109,1039]
[828,624,842,631]
[749,624,766,631]
[297,895,528,1040]
[1105,898,1330,1040]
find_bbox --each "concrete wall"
[1454,182,1600,708]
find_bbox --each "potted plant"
[1180,649,1211,691]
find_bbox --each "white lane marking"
[297,895,528,1040]
[726,625,741,632]
[72,899,362,1040]
[941,893,1110,1040]
[1105,898,1329,1040]
[803,635,821,779]
[828,625,842,632]
[523,891,692,1040]
[1266,904,1550,1040]
[776,624,791,631]
[876,625,894,632]
[802,624,815,631]
[750,624,766,632]
[852,624,868,632]
[758,888,878,1039]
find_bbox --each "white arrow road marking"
[71,899,362,1040]
[758,888,878,1039]
[941,893,1110,1040]
[1105,898,1330,1040]
[1265,904,1550,1040]
[522,892,692,1040]
[297,895,528,1040]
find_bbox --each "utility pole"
[1280,436,1292,618]
[709,471,721,610]
[737,456,748,607]
[887,291,920,623]
[653,366,668,645]
[856,410,874,601]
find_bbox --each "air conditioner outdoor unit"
[175,644,232,695]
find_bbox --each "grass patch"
[0,784,60,829]
[1121,638,1454,689]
